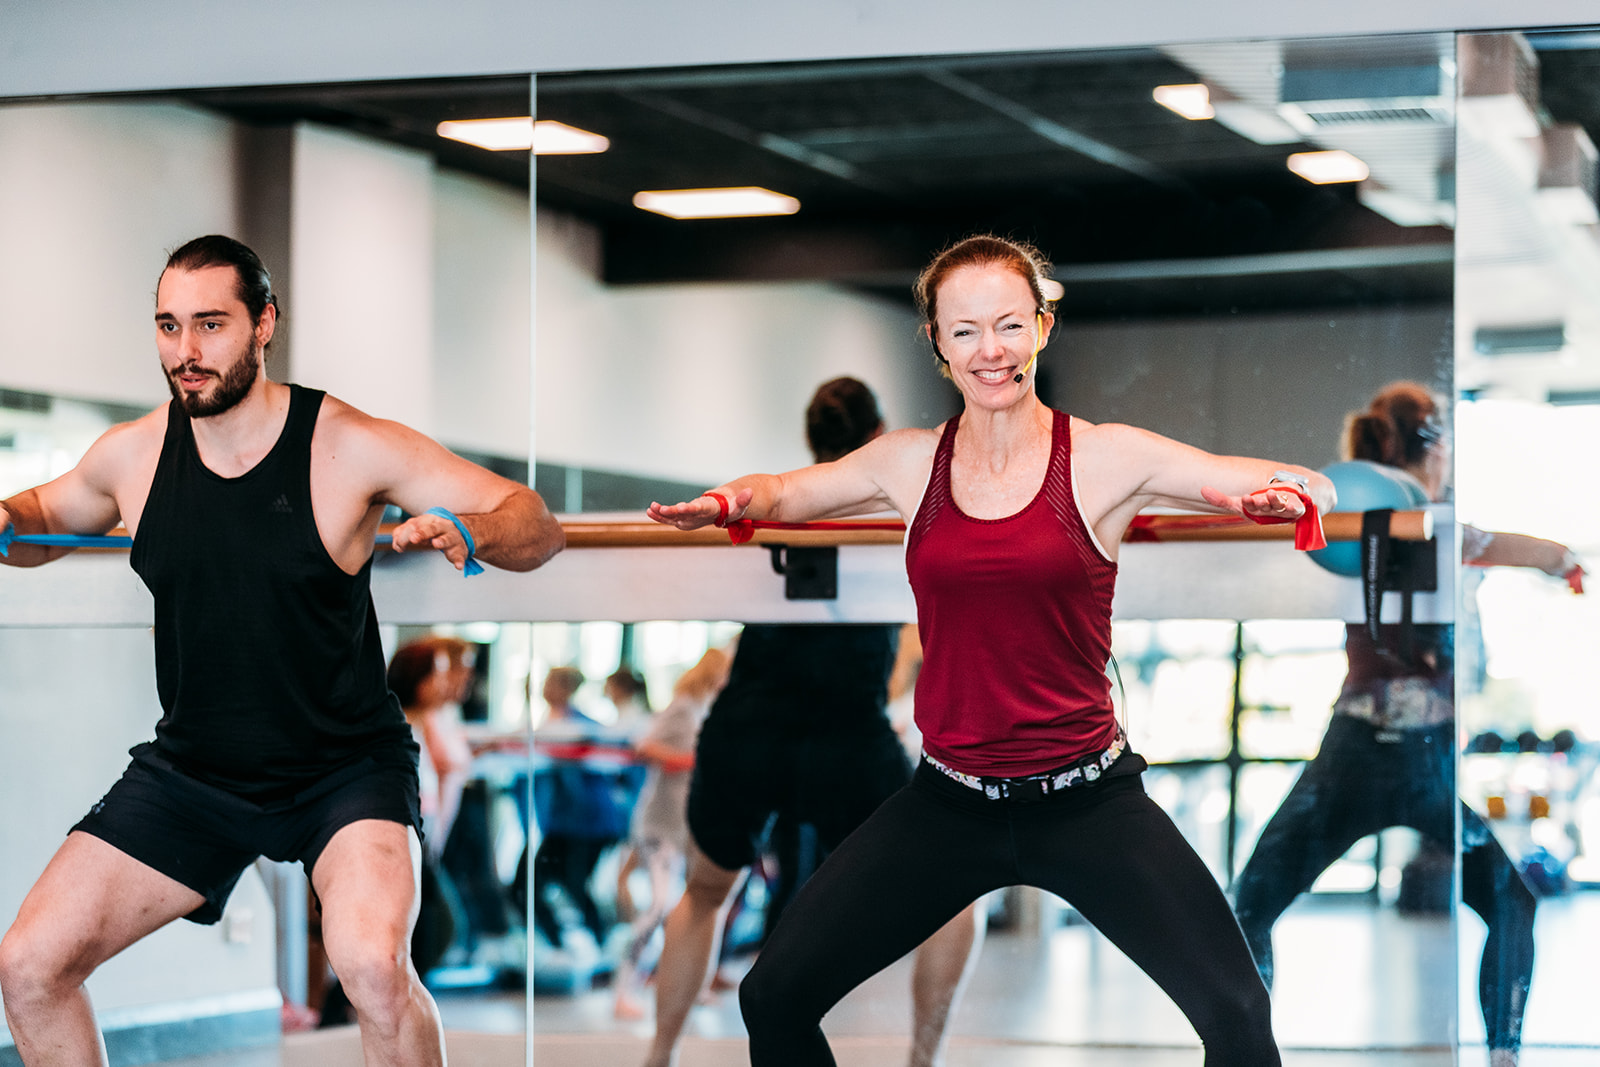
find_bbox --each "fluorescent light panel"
[435,118,610,154]
[533,120,611,154]
[1152,84,1215,120]
[1286,149,1370,184]
[633,187,800,219]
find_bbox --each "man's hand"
[390,510,477,573]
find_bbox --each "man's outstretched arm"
[343,408,564,573]
[1,420,141,568]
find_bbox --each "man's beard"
[166,344,260,418]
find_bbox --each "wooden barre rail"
[558,510,1434,548]
[24,510,1434,553]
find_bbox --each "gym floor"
[152,892,1600,1066]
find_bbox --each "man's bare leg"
[908,901,986,1067]
[0,832,204,1066]
[642,843,742,1067]
[313,820,444,1067]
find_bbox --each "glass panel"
[1238,620,1348,760]
[531,32,1457,1058]
[1457,26,1600,1060]
[0,74,537,1063]
[1115,619,1238,762]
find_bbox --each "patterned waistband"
[1334,678,1453,734]
[922,728,1128,802]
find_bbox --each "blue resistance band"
[0,527,132,555]
[425,507,484,577]
[1,521,471,573]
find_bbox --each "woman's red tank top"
[906,408,1119,777]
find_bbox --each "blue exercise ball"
[1307,460,1430,577]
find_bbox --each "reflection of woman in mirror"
[613,647,730,1020]
[643,377,987,1067]
[649,235,1331,1065]
[388,638,477,971]
[1232,382,1579,1067]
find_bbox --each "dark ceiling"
[80,35,1600,320]
[536,52,1450,316]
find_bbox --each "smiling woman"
[642,230,1333,1066]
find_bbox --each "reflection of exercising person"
[1232,382,1579,1067]
[614,648,731,1020]
[642,377,986,1067]
[651,236,1336,1067]
[0,236,563,1066]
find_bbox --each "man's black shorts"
[686,719,912,871]
[72,742,421,925]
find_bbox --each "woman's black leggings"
[1232,714,1536,1051]
[739,759,1279,1067]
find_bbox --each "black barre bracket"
[1360,507,1438,666]
[767,545,838,600]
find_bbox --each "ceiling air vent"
[1474,323,1566,355]
[1278,62,1451,134]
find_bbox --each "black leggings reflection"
[527,834,611,949]
[739,763,1279,1067]
[1233,714,1536,1051]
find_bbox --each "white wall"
[1,1,1597,96]
[433,169,532,460]
[0,102,238,408]
[535,206,955,484]
[0,103,538,463]
[290,123,436,433]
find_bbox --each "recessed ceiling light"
[437,117,533,151]
[532,120,611,155]
[632,187,801,220]
[1152,84,1215,121]
[1286,149,1370,184]
[435,118,610,154]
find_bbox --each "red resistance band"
[722,518,905,545]
[1240,486,1326,551]
[706,490,1325,550]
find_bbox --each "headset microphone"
[1014,314,1045,383]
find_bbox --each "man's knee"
[0,923,90,1007]
[0,926,29,998]
[327,936,416,1026]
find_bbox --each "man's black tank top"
[131,385,411,803]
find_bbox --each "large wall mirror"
[528,34,1460,1063]
[1456,28,1600,1063]
[0,75,537,1065]
[7,17,1600,1067]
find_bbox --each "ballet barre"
[1,510,1434,554]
